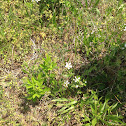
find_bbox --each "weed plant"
[0,0,126,125]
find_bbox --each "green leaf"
[85,123,91,126]
[66,101,77,106]
[61,105,74,114]
[90,104,95,114]
[37,72,42,80]
[106,115,123,123]
[95,8,100,15]
[58,106,68,113]
[108,122,124,125]
[93,0,100,8]
[110,103,118,111]
[22,69,29,74]
[56,103,64,107]
[31,76,36,84]
[82,115,90,122]
[27,79,31,84]
[100,101,106,113]
[43,87,50,92]
[38,81,44,87]
[99,118,111,126]
[92,118,97,126]
[33,94,40,99]
[25,2,33,9]
[25,84,33,89]
[52,98,69,102]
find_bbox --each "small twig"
[113,94,122,104]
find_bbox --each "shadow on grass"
[76,46,126,101]
[18,91,40,114]
[75,45,126,120]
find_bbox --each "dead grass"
[0,0,126,125]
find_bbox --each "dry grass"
[0,0,126,125]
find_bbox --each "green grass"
[0,0,126,125]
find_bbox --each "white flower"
[124,43,126,48]
[64,80,69,87]
[122,43,126,49]
[82,97,86,101]
[73,76,80,83]
[75,85,79,88]
[65,62,72,69]
[124,26,126,31]
[85,81,87,83]
[91,30,94,34]
[98,35,101,38]
[32,0,40,2]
